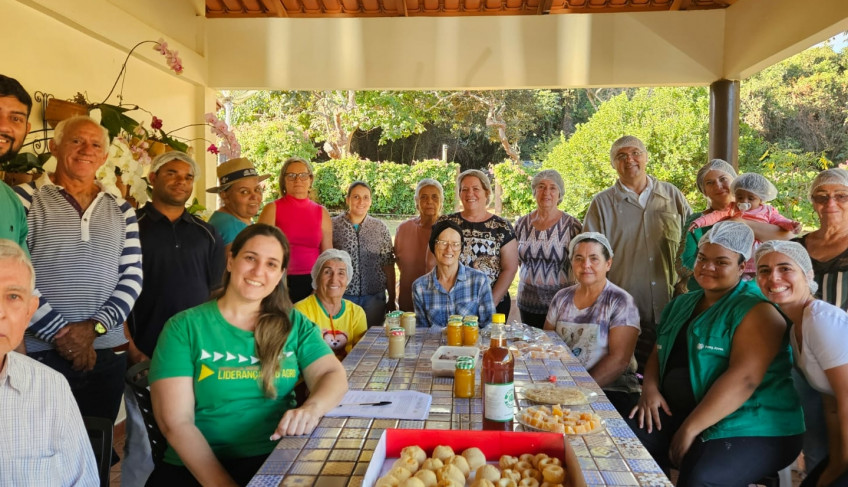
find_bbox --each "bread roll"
[432,445,455,462]
[414,469,438,487]
[541,465,564,484]
[421,458,444,471]
[447,455,470,477]
[402,446,428,465]
[401,478,426,487]
[462,447,487,470]
[476,464,502,483]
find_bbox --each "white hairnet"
[569,232,614,259]
[311,249,353,290]
[698,221,755,260]
[755,240,819,295]
[695,159,737,195]
[532,169,565,204]
[609,135,647,168]
[732,173,777,202]
[810,168,848,199]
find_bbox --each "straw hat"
[206,157,270,193]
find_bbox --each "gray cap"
[569,232,614,259]
[150,151,198,176]
[732,173,777,202]
[695,159,737,195]
[609,135,647,168]
[810,168,848,199]
[531,169,565,204]
[755,240,819,295]
[698,221,755,260]
[311,249,353,290]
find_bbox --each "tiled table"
[248,327,672,487]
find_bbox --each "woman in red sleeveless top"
[259,157,332,303]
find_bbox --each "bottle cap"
[455,356,475,369]
[492,313,506,324]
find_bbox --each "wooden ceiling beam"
[268,0,290,16]
[537,0,553,15]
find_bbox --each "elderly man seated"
[412,220,495,328]
[0,239,98,485]
[294,249,367,360]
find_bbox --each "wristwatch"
[93,322,108,336]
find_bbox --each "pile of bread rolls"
[375,445,567,487]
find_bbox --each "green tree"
[741,45,848,162]
[543,87,713,218]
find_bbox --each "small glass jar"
[454,356,476,398]
[388,327,405,358]
[446,321,463,346]
[462,316,479,346]
[385,311,403,336]
[401,312,416,337]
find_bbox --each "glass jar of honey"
[446,321,463,346]
[454,356,476,398]
[388,327,405,358]
[401,312,416,337]
[462,315,479,346]
[385,311,403,336]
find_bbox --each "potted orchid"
[43,38,241,206]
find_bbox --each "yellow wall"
[206,11,726,90]
[7,0,219,208]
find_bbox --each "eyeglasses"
[284,172,311,181]
[614,150,644,162]
[434,240,462,250]
[811,193,848,205]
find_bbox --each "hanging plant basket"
[2,171,42,186]
[45,98,90,128]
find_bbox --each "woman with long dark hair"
[147,224,347,486]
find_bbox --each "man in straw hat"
[207,157,271,250]
[121,151,225,485]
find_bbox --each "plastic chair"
[124,360,167,466]
[82,416,113,487]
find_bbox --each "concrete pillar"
[709,79,740,169]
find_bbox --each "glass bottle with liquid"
[482,313,514,430]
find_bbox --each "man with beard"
[0,75,32,250]
[121,151,225,486]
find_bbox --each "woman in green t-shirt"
[148,224,348,486]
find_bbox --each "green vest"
[655,280,804,440]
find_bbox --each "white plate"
[520,384,599,406]
[516,405,606,435]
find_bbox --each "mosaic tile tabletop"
[249,327,672,487]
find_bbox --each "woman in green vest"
[629,221,804,485]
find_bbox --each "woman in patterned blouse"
[440,169,518,318]
[331,181,396,328]
[515,169,582,328]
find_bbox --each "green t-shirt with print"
[150,300,332,465]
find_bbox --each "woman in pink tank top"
[259,157,332,303]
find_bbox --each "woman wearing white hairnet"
[294,249,367,360]
[629,221,803,484]
[756,240,848,487]
[542,232,640,415]
[791,168,848,478]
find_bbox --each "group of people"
[3,67,848,487]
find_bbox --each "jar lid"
[389,327,405,336]
[403,312,416,317]
[447,321,462,327]
[462,321,479,327]
[455,356,475,369]
[449,314,464,321]
[463,315,478,322]
[387,311,404,318]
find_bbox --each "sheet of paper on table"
[326,390,432,420]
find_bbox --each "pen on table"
[338,401,392,407]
